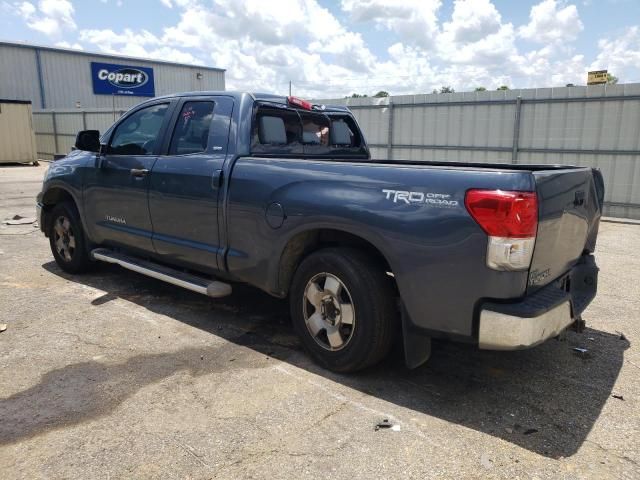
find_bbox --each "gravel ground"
[0,163,638,479]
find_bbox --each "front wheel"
[48,202,92,274]
[289,248,396,372]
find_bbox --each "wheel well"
[278,229,395,296]
[41,188,77,236]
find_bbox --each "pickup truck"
[36,91,604,372]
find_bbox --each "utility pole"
[289,81,292,96]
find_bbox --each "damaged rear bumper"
[479,254,598,350]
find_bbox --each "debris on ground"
[572,347,589,358]
[612,394,625,401]
[0,324,7,332]
[480,454,493,469]
[3,214,37,225]
[523,428,538,435]
[505,427,513,434]
[375,419,393,431]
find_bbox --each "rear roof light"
[465,190,538,238]
[287,96,312,110]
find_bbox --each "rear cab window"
[251,102,368,159]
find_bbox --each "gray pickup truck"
[36,91,603,372]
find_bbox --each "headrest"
[302,130,320,144]
[330,120,352,146]
[259,116,287,145]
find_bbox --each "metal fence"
[316,83,640,220]
[33,84,640,219]
[33,109,125,160]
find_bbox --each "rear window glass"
[251,107,303,155]
[251,106,366,157]
[301,113,330,146]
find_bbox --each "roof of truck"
[155,91,351,113]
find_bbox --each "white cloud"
[4,0,638,96]
[341,0,442,49]
[442,0,502,44]
[79,28,161,50]
[590,26,640,81]
[519,0,584,43]
[17,1,35,17]
[152,0,379,93]
[437,0,516,66]
[54,39,82,49]
[16,0,76,36]
[79,28,204,65]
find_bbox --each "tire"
[48,201,92,274]
[289,247,396,372]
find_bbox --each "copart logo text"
[382,189,459,207]
[98,68,148,89]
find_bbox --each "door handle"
[212,169,224,188]
[130,168,149,178]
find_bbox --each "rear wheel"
[48,202,92,274]
[290,248,396,372]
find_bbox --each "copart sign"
[91,62,155,96]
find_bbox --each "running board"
[90,248,232,298]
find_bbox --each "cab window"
[251,107,303,155]
[169,101,215,155]
[300,112,331,155]
[250,105,368,158]
[109,103,169,155]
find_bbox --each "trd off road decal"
[382,189,459,207]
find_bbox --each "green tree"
[607,73,618,84]
[474,86,487,91]
[373,90,389,97]
[439,86,455,94]
[496,85,510,90]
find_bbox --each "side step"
[90,248,232,298]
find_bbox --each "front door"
[148,96,234,272]
[84,101,174,253]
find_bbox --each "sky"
[1,0,639,98]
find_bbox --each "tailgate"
[527,168,604,292]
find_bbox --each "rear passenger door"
[148,96,234,272]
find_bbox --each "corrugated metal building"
[0,41,225,110]
[0,99,37,164]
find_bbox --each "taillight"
[465,189,538,271]
[287,96,313,110]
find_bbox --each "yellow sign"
[587,70,608,85]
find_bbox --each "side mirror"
[74,130,100,152]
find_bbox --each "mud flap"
[401,303,431,369]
